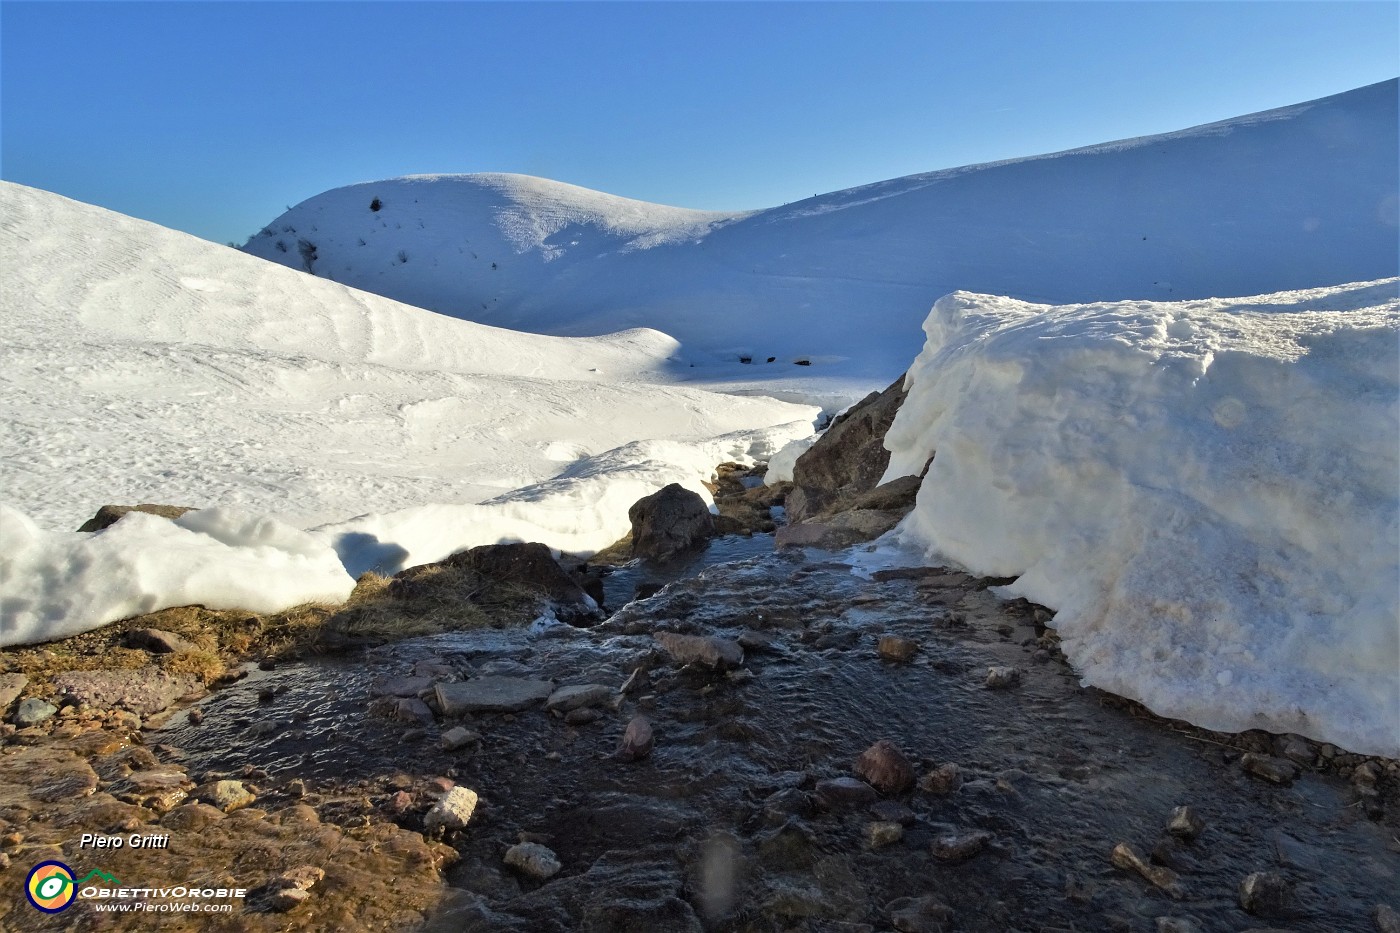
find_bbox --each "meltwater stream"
[153,545,1398,932]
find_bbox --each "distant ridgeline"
[242,80,1399,376]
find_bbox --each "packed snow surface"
[245,81,1398,377]
[881,281,1400,757]
[0,181,817,644]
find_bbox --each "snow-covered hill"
[244,80,1399,378]
[0,180,816,541]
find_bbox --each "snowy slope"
[881,280,1400,758]
[244,81,1399,378]
[0,180,820,644]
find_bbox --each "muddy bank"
[6,545,1393,931]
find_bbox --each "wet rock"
[12,697,57,727]
[161,802,226,831]
[186,706,204,725]
[854,739,915,794]
[53,667,202,715]
[763,881,829,918]
[738,630,775,652]
[425,785,480,832]
[197,779,256,813]
[564,707,602,726]
[440,726,480,751]
[654,631,743,670]
[985,666,1020,689]
[0,673,27,711]
[1156,918,1203,933]
[1240,753,1300,785]
[814,777,879,811]
[77,503,196,532]
[435,677,554,715]
[919,762,962,795]
[8,747,100,801]
[1111,842,1184,897]
[774,521,870,550]
[617,715,655,761]
[1167,805,1205,840]
[504,841,562,880]
[628,483,716,560]
[126,628,199,654]
[870,800,917,825]
[932,829,994,863]
[877,635,919,662]
[866,820,904,848]
[888,895,955,933]
[1238,871,1295,918]
[1276,734,1316,766]
[545,683,613,713]
[371,675,434,698]
[1375,904,1400,933]
[395,697,435,726]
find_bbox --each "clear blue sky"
[3,2,1396,245]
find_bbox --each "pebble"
[866,820,904,849]
[1238,871,1294,918]
[503,841,562,880]
[440,726,480,751]
[919,763,962,795]
[616,715,654,762]
[1240,754,1299,786]
[854,739,915,794]
[1110,842,1184,898]
[1167,805,1205,840]
[985,666,1019,689]
[877,635,919,663]
[187,706,204,725]
[931,830,993,863]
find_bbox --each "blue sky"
[3,2,1396,245]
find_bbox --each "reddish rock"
[854,740,915,794]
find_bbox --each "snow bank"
[0,506,355,647]
[317,422,812,576]
[882,280,1400,757]
[764,435,818,485]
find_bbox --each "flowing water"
[152,546,1399,932]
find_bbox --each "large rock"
[774,509,905,550]
[391,542,599,624]
[787,374,909,522]
[628,484,716,560]
[435,677,555,715]
[77,503,197,533]
[53,667,203,715]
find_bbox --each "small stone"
[814,777,879,811]
[268,887,311,911]
[286,778,306,798]
[616,715,654,761]
[1277,735,1316,766]
[395,697,435,726]
[198,780,256,813]
[1238,871,1294,918]
[12,698,58,727]
[385,790,413,815]
[503,841,562,880]
[919,763,962,795]
[932,830,993,863]
[187,707,204,725]
[440,726,480,751]
[1240,753,1299,785]
[1111,842,1184,898]
[1155,918,1203,933]
[877,635,919,663]
[866,820,904,849]
[888,895,954,933]
[126,628,199,654]
[564,707,601,726]
[0,853,10,871]
[424,785,479,832]
[546,684,613,713]
[1374,904,1400,933]
[737,631,774,651]
[854,739,915,794]
[653,631,744,670]
[1167,806,1205,840]
[273,865,325,891]
[985,666,1019,689]
[1352,761,1382,787]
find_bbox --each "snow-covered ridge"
[244,80,1399,376]
[881,279,1400,757]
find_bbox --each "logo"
[25,861,76,913]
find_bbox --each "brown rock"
[77,503,196,533]
[53,667,203,716]
[125,628,199,654]
[877,635,919,663]
[854,740,915,794]
[654,632,743,670]
[629,484,716,560]
[1111,842,1184,898]
[919,763,962,795]
[1238,871,1295,917]
[1240,753,1300,785]
[789,374,908,522]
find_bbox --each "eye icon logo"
[26,861,76,913]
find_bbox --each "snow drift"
[244,81,1399,377]
[882,280,1400,757]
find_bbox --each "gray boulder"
[435,677,554,716]
[628,484,716,560]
